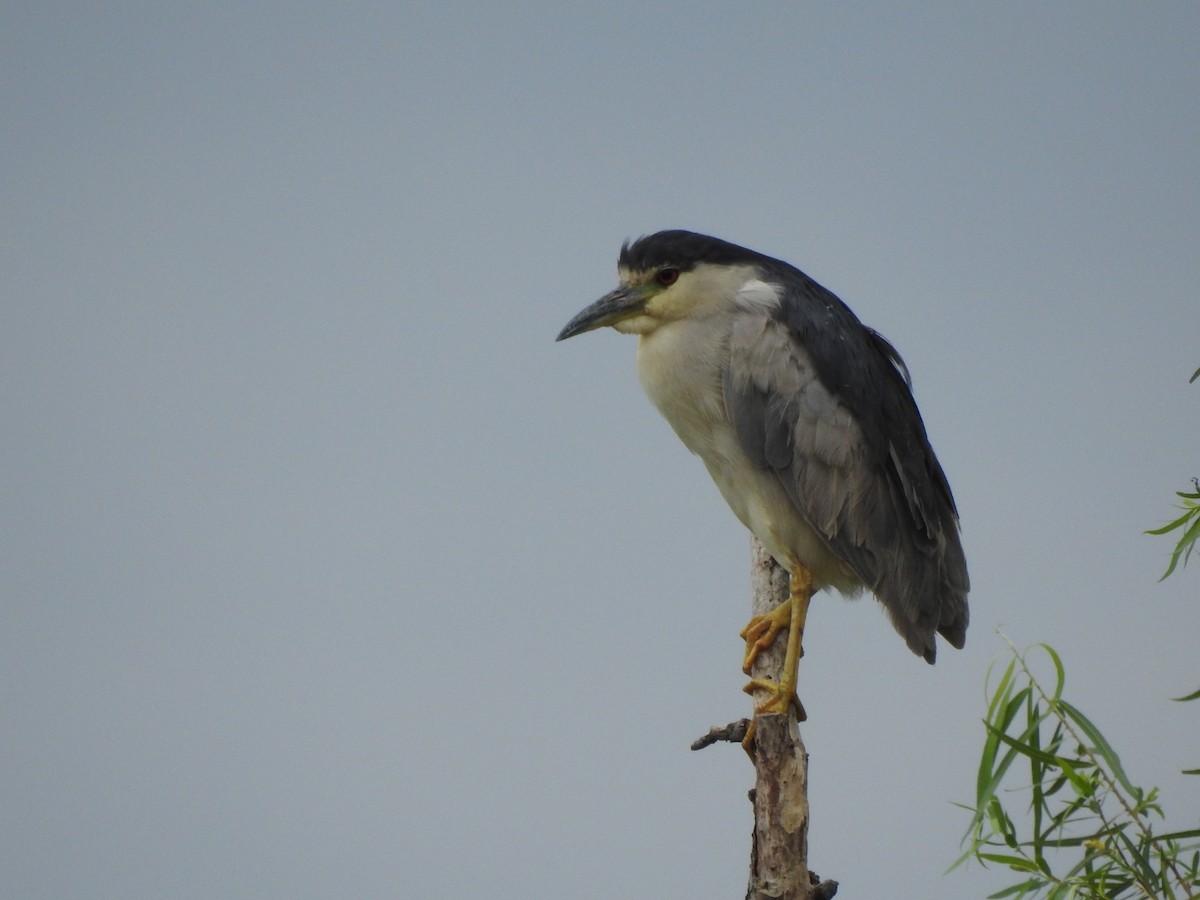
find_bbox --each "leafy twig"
[957,638,1200,898]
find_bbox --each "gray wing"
[724,286,968,663]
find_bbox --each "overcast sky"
[4,4,1198,898]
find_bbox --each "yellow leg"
[741,564,814,750]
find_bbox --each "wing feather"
[725,276,968,662]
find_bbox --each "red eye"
[656,268,680,286]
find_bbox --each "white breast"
[636,316,729,456]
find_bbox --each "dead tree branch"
[690,540,837,898]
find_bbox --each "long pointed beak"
[555,286,646,341]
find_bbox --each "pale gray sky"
[3,4,1198,898]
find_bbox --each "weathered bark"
[744,539,837,900]
[690,539,837,899]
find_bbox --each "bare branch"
[691,719,752,751]
[744,539,837,900]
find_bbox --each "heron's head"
[556,230,771,341]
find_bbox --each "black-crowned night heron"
[556,230,968,725]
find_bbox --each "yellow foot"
[740,598,794,674]
[743,677,807,720]
[739,682,807,755]
[741,717,757,754]
[739,561,815,755]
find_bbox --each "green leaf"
[974,688,1033,828]
[1146,509,1197,536]
[946,846,976,874]
[1030,719,1047,872]
[986,877,1048,898]
[1171,686,1200,703]
[1059,699,1141,797]
[1056,756,1099,798]
[987,723,1067,769]
[1151,827,1200,841]
[1031,643,1067,705]
[978,852,1042,872]
[1169,514,1200,572]
[1150,500,1200,580]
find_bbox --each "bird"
[556,230,968,725]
